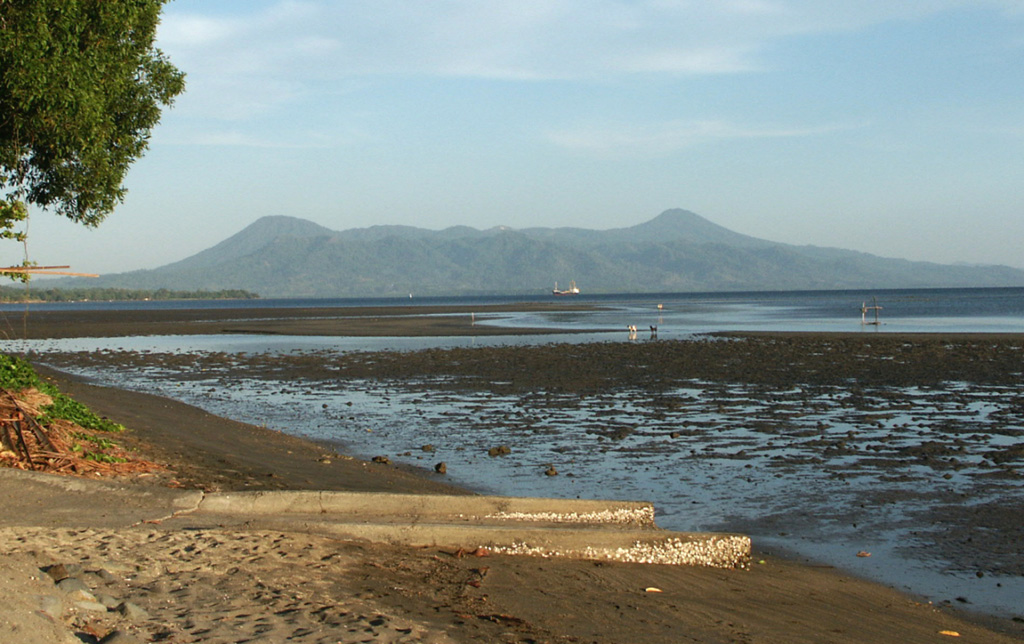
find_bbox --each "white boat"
[552,280,580,296]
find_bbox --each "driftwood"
[0,388,55,468]
[0,265,99,277]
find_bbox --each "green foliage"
[0,353,130,467]
[71,431,117,449]
[0,286,260,302]
[68,433,129,462]
[0,0,185,226]
[0,352,42,390]
[0,199,30,282]
[0,199,26,242]
[0,352,124,432]
[42,392,125,433]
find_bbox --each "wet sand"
[4,306,1024,642]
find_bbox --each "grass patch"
[41,393,125,433]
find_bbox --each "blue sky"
[13,0,1024,276]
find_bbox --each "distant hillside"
[49,209,1024,297]
[158,215,336,272]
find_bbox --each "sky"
[10,0,1024,276]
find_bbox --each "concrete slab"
[0,470,751,568]
[181,490,752,568]
[195,490,658,526]
[0,469,202,529]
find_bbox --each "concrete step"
[180,490,752,568]
[197,490,657,525]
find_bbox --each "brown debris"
[0,387,164,478]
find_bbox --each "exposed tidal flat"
[26,327,1024,625]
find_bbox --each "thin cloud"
[158,1,781,83]
[156,1,1022,137]
[547,119,863,157]
[161,1,1024,81]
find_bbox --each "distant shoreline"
[0,302,604,339]
[0,286,259,305]
[8,300,1024,340]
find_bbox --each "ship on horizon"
[553,280,580,296]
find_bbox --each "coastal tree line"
[0,286,258,303]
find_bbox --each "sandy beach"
[2,304,1023,643]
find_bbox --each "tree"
[0,0,185,231]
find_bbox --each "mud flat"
[3,308,1024,642]
[1,302,599,339]
[39,334,1024,592]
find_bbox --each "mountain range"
[55,209,1024,297]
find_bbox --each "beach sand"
[2,305,1023,643]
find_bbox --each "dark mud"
[39,331,1023,387]
[0,303,596,339]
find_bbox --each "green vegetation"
[39,390,124,434]
[0,351,41,391]
[0,1,184,466]
[0,353,126,464]
[0,286,259,303]
[0,0,185,227]
[1,0,185,284]
[71,431,119,450]
[0,200,29,282]
[0,352,123,433]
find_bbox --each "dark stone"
[117,601,150,621]
[44,563,70,582]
